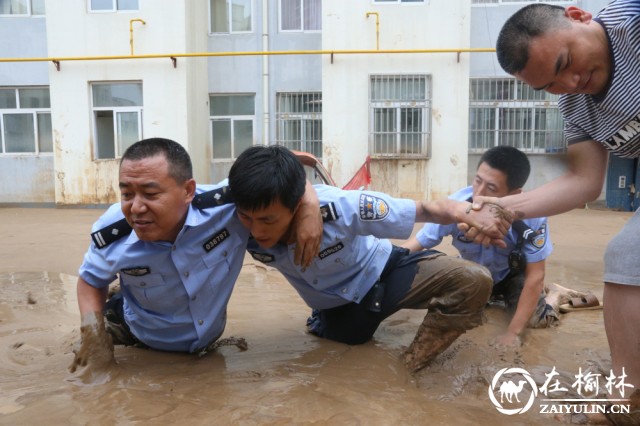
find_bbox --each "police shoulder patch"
[530,224,547,249]
[358,194,389,221]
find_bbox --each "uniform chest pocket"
[122,273,175,313]
[314,240,354,270]
[201,230,244,270]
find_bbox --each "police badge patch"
[359,194,389,221]
[531,223,547,249]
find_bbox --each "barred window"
[0,87,52,154]
[469,78,565,154]
[276,92,322,159]
[210,94,255,160]
[369,74,431,159]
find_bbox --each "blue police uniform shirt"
[247,185,416,310]
[415,186,552,283]
[79,184,249,353]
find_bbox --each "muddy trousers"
[307,247,493,371]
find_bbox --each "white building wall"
[322,1,470,200]
[46,0,208,204]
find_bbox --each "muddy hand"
[457,202,512,247]
[68,311,116,374]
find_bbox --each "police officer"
[228,145,501,373]
[403,146,558,347]
[69,138,322,378]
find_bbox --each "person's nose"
[251,222,267,239]
[130,195,147,214]
[558,71,581,92]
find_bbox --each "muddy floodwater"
[0,205,631,425]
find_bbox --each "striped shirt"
[559,0,640,158]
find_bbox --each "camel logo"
[488,367,538,415]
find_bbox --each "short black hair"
[496,4,569,75]
[228,145,306,212]
[478,146,530,190]
[121,138,193,184]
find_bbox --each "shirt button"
[140,282,146,287]
[198,319,203,325]
[341,288,347,294]
[223,251,228,257]
[191,295,197,301]
[172,245,176,251]
[313,279,318,285]
[184,271,189,278]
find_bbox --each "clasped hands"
[456,196,513,248]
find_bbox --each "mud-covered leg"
[398,257,492,373]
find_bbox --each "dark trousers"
[308,246,492,345]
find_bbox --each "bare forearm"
[415,199,465,225]
[507,265,545,336]
[497,141,607,220]
[77,277,108,317]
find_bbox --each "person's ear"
[184,178,196,203]
[565,6,592,23]
[508,187,523,196]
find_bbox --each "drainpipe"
[262,0,269,145]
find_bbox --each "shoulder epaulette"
[320,202,339,222]
[91,218,132,249]
[192,186,235,209]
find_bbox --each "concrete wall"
[46,0,209,204]
[323,1,471,200]
[207,0,322,184]
[0,15,54,203]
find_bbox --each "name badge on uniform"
[319,242,344,259]
[121,266,150,276]
[359,194,390,221]
[203,228,230,253]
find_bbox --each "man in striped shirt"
[480,1,640,420]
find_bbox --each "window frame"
[279,0,322,32]
[209,93,256,161]
[90,81,143,160]
[0,0,45,16]
[87,0,139,13]
[275,92,323,159]
[468,77,565,154]
[0,87,52,155]
[209,0,253,34]
[368,74,431,159]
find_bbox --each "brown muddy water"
[0,206,631,425]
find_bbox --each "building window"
[210,0,252,33]
[373,0,424,3]
[280,0,321,31]
[0,87,52,154]
[369,74,431,159]
[0,0,45,15]
[88,0,138,12]
[276,92,322,159]
[469,78,565,153]
[471,0,570,4]
[91,82,143,160]
[210,94,254,160]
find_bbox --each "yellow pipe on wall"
[129,18,146,55]
[365,12,380,50]
[0,48,496,64]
